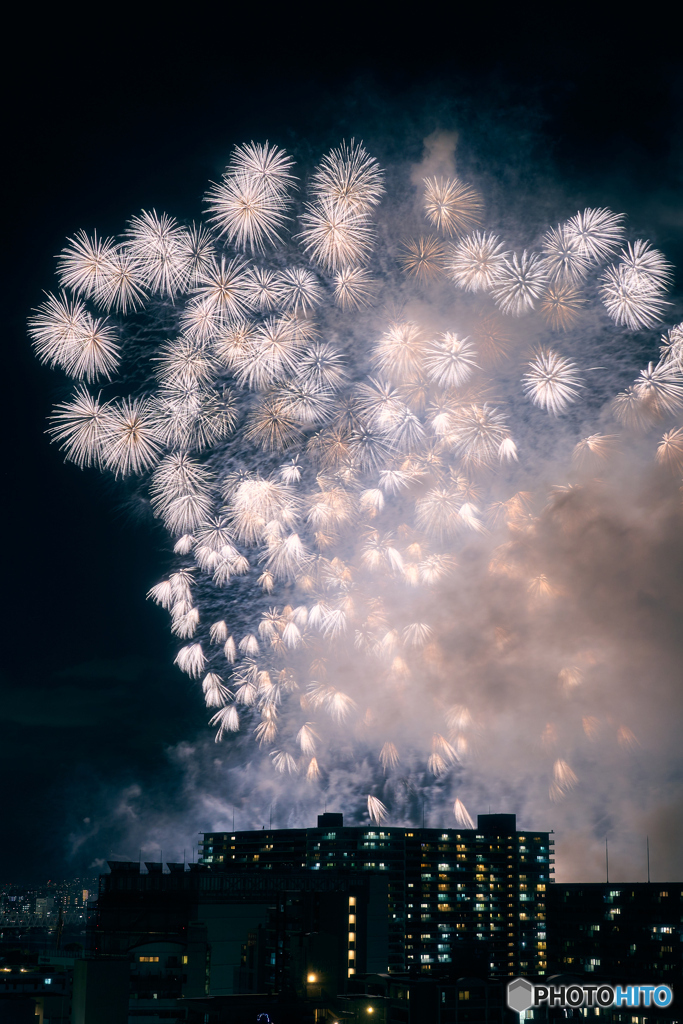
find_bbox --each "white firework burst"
[56,230,118,299]
[599,264,669,330]
[446,404,511,466]
[619,239,673,290]
[297,198,374,271]
[332,266,375,309]
[372,322,427,383]
[423,176,483,237]
[125,210,187,298]
[309,139,385,213]
[656,428,683,473]
[97,247,148,313]
[29,292,90,372]
[175,643,206,678]
[204,171,291,253]
[193,256,254,322]
[445,231,507,292]
[564,207,625,262]
[243,266,281,311]
[228,141,297,196]
[491,251,548,315]
[48,386,112,468]
[541,223,591,284]
[522,349,584,415]
[367,794,388,823]
[633,360,683,417]
[423,332,478,388]
[101,397,163,476]
[275,267,323,312]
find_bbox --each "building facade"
[548,882,683,980]
[94,861,387,1010]
[199,812,554,978]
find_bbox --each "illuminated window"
[459,991,470,1001]
[139,956,160,962]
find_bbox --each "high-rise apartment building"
[199,812,553,977]
[548,882,683,980]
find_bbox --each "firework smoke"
[31,133,683,861]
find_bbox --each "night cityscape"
[1,814,682,1020]
[3,6,682,1024]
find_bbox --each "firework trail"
[30,136,683,830]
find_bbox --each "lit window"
[139,956,160,962]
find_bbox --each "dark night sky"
[3,11,681,882]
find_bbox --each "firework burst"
[30,134,682,830]
[423,176,484,237]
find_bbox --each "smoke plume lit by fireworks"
[30,133,683,852]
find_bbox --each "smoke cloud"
[32,124,683,883]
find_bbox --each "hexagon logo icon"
[507,977,534,1013]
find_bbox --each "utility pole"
[647,836,650,883]
[605,838,609,883]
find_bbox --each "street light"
[307,973,317,983]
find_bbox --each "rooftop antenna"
[422,798,425,829]
[232,806,235,831]
[605,837,609,883]
[269,804,273,829]
[647,836,650,883]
